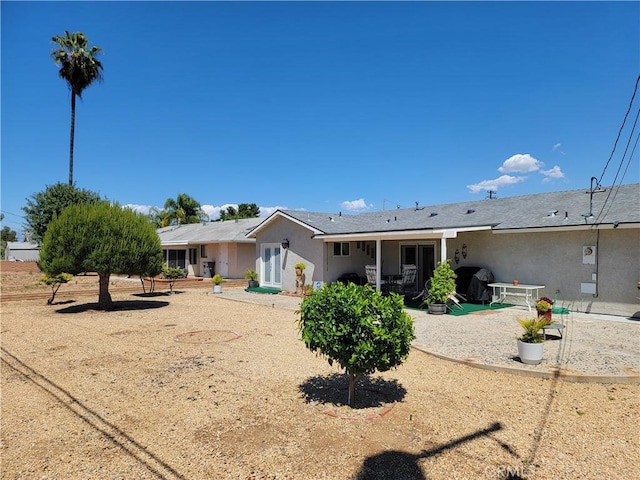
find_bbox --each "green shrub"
[298,282,415,406]
[427,260,457,304]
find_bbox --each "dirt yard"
[1,265,639,479]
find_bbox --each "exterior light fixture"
[281,238,290,249]
[454,249,460,264]
[461,243,468,259]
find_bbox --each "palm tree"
[161,193,208,227]
[51,31,104,185]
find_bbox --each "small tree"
[298,282,415,407]
[162,266,185,294]
[427,260,457,304]
[40,273,73,305]
[39,202,164,309]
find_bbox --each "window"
[189,248,197,265]
[333,242,350,256]
[200,245,207,258]
[165,249,186,269]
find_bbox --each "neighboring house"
[247,183,640,317]
[5,242,40,262]
[157,218,262,278]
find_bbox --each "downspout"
[593,229,600,298]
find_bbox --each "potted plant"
[244,269,259,288]
[536,297,553,324]
[295,262,306,276]
[516,317,547,364]
[425,260,457,315]
[211,274,224,293]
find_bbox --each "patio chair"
[392,264,417,295]
[365,265,388,292]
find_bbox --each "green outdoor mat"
[403,296,514,315]
[245,286,282,294]
[446,302,514,316]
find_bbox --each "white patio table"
[488,283,545,311]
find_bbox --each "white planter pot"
[212,285,222,294]
[517,340,544,365]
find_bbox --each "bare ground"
[1,267,639,479]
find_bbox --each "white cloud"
[341,198,372,211]
[123,204,153,215]
[540,165,565,182]
[498,154,543,173]
[552,143,561,151]
[466,175,526,194]
[258,206,287,217]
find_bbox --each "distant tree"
[22,182,102,244]
[39,202,164,309]
[146,207,165,228]
[160,193,208,226]
[1,225,18,259]
[298,283,415,407]
[218,203,260,221]
[51,31,104,185]
[40,273,73,305]
[161,266,185,294]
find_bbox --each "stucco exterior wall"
[449,228,639,317]
[255,217,325,291]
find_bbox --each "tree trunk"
[68,92,76,185]
[98,273,112,309]
[348,372,358,407]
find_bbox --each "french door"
[261,244,282,288]
[401,244,435,289]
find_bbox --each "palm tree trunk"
[98,273,112,309]
[68,92,76,185]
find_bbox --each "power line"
[0,210,25,219]
[597,74,640,187]
[595,127,640,224]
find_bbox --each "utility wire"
[595,128,640,225]
[597,74,640,187]
[593,105,640,225]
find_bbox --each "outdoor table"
[542,323,566,340]
[488,283,545,311]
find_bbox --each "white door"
[261,244,282,288]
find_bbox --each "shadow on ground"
[352,422,522,480]
[55,300,170,314]
[299,373,407,409]
[132,292,180,298]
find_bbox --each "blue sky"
[2,1,639,236]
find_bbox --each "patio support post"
[440,237,448,263]
[376,239,383,289]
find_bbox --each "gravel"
[1,286,639,479]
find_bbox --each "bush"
[427,260,457,304]
[298,282,415,406]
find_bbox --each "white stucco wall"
[450,228,639,317]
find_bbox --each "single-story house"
[4,242,40,262]
[247,183,640,317]
[156,218,262,278]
